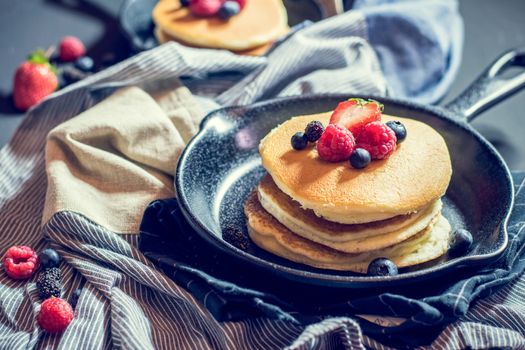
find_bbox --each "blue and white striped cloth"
[4,1,522,349]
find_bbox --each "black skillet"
[176,49,525,288]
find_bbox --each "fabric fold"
[43,84,202,233]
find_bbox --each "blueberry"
[74,56,94,72]
[449,229,473,256]
[291,132,308,150]
[349,148,371,169]
[218,1,240,20]
[367,258,398,276]
[62,65,89,84]
[304,121,324,142]
[386,121,407,143]
[39,249,61,269]
[180,0,190,6]
[69,288,82,309]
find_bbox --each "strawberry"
[13,50,58,111]
[329,98,383,138]
[59,36,86,62]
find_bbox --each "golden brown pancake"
[257,174,440,242]
[244,190,451,273]
[152,0,288,51]
[154,27,276,56]
[259,113,452,224]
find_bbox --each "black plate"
[175,94,513,288]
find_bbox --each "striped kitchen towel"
[0,0,472,349]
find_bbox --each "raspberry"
[59,36,86,62]
[316,124,355,162]
[37,297,74,333]
[36,268,62,300]
[3,246,39,280]
[234,0,246,10]
[304,120,324,142]
[189,0,223,17]
[356,122,397,160]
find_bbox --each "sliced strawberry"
[329,98,383,138]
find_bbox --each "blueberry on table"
[449,229,473,256]
[180,0,190,6]
[69,288,82,309]
[291,132,308,150]
[367,258,399,276]
[349,148,371,169]
[218,1,241,20]
[304,120,324,142]
[74,56,94,72]
[39,248,61,269]
[385,121,407,143]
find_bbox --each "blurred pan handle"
[313,0,344,17]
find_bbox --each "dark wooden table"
[1,0,524,169]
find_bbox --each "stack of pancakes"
[152,0,289,56]
[244,112,453,273]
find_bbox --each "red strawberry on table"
[13,50,58,111]
[329,98,383,138]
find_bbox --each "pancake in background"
[244,190,451,273]
[259,113,452,224]
[154,27,276,56]
[152,0,288,52]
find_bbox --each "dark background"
[0,0,524,169]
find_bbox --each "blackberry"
[367,258,398,276]
[349,148,371,169]
[385,121,407,143]
[222,225,249,251]
[304,121,324,142]
[36,268,62,300]
[291,132,308,150]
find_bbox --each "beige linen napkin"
[43,83,203,233]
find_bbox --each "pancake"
[154,27,276,56]
[259,113,452,224]
[244,190,451,273]
[152,0,288,51]
[258,174,440,242]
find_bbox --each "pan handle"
[444,48,525,122]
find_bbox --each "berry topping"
[69,289,82,309]
[304,121,324,142]
[59,36,86,62]
[291,132,308,150]
[222,225,249,251]
[36,268,62,300]
[356,121,397,160]
[449,229,473,256]
[316,124,355,162]
[329,98,382,137]
[37,297,74,333]
[62,65,90,85]
[189,0,223,17]
[218,1,241,20]
[74,56,94,72]
[13,50,58,111]
[233,0,246,10]
[3,246,39,280]
[367,258,398,276]
[39,248,60,269]
[386,121,407,143]
[349,148,371,169]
